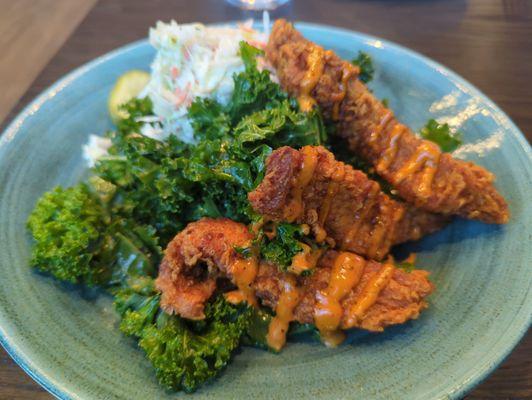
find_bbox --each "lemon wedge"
[108,70,150,123]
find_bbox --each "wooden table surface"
[0,0,530,399]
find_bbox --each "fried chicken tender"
[248,146,446,260]
[266,20,509,224]
[156,218,253,320]
[254,251,433,332]
[156,219,434,345]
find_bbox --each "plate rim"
[0,21,530,400]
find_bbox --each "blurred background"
[0,0,530,399]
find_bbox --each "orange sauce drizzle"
[320,330,346,348]
[366,202,391,260]
[267,276,301,351]
[297,48,325,112]
[344,183,380,247]
[316,166,346,243]
[331,68,357,120]
[284,146,319,223]
[224,290,247,305]
[345,263,395,328]
[405,253,417,264]
[314,253,366,347]
[230,257,259,307]
[250,218,265,235]
[289,243,324,275]
[376,124,404,173]
[368,110,394,148]
[392,142,441,199]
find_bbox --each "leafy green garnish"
[27,184,110,285]
[115,279,253,393]
[351,51,375,84]
[241,307,273,350]
[259,223,305,270]
[228,42,288,123]
[395,261,415,273]
[420,119,462,152]
[27,182,161,287]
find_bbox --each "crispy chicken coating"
[156,218,253,320]
[156,219,434,336]
[254,251,433,332]
[266,19,509,224]
[248,146,446,260]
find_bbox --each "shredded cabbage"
[141,20,269,143]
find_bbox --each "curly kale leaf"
[95,130,195,243]
[27,181,161,287]
[395,261,415,273]
[116,279,253,393]
[351,51,375,84]
[420,118,462,152]
[188,98,231,142]
[228,42,288,123]
[116,97,155,136]
[27,183,112,285]
[259,223,305,270]
[234,101,327,150]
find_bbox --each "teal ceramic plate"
[0,22,530,400]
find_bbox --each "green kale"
[188,98,231,141]
[395,261,415,273]
[115,278,253,393]
[106,226,161,287]
[27,183,112,285]
[234,101,326,150]
[259,223,305,270]
[95,130,195,244]
[420,118,462,152]
[228,42,288,122]
[116,97,154,136]
[241,307,272,349]
[351,51,375,84]
[239,40,263,69]
[27,181,161,287]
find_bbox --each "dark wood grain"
[1,0,530,399]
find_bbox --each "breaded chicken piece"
[266,20,509,224]
[254,251,433,332]
[156,218,253,320]
[248,146,446,260]
[157,219,434,343]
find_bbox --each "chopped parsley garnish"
[420,118,462,152]
[351,51,375,84]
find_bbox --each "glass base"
[226,0,290,11]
